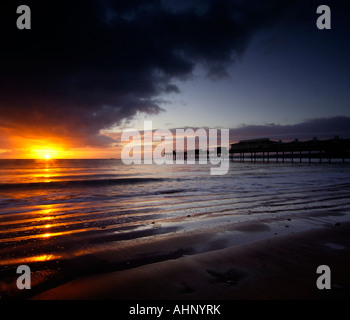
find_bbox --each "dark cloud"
[228,116,350,142]
[152,117,350,151]
[0,0,302,148]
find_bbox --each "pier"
[229,137,350,163]
[164,136,350,164]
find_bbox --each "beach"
[1,160,350,300]
[2,0,350,305]
[32,220,350,300]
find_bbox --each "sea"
[0,159,350,298]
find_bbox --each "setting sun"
[31,147,61,160]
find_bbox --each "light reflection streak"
[31,254,54,262]
[0,229,82,243]
[0,254,60,267]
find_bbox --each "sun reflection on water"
[31,254,54,262]
[0,253,59,267]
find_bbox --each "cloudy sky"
[0,0,349,158]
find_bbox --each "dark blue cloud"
[0,0,349,147]
[228,116,350,141]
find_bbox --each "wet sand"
[2,161,350,300]
[32,220,350,300]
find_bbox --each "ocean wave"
[0,177,164,190]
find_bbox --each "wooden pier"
[229,137,350,164]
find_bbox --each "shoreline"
[32,219,350,300]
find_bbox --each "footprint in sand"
[207,268,247,285]
[178,282,195,294]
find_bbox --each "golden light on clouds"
[0,130,122,159]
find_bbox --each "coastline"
[32,219,350,300]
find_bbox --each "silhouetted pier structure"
[230,137,350,164]
[165,147,229,161]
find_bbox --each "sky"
[0,0,350,159]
